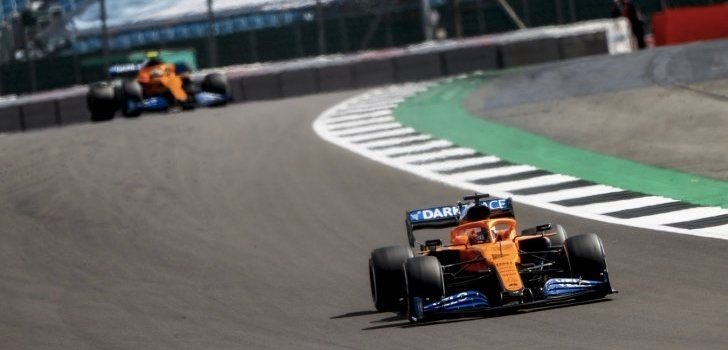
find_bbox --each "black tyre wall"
[369,246,412,311]
[87,83,117,122]
[564,233,608,280]
[405,256,445,299]
[202,73,230,96]
[548,224,568,248]
[122,79,143,100]
[120,80,144,118]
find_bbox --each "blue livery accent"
[194,91,228,106]
[109,63,142,77]
[126,96,169,113]
[407,198,512,223]
[422,291,491,314]
[543,278,607,298]
[127,91,226,114]
[407,205,461,223]
[141,96,170,111]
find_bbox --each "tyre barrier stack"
[0,26,612,134]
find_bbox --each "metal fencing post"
[206,0,219,68]
[293,22,303,57]
[385,5,393,47]
[100,0,110,80]
[453,0,463,38]
[25,27,37,92]
[568,0,576,22]
[476,0,486,35]
[0,28,4,95]
[338,14,349,52]
[521,0,531,27]
[420,0,433,41]
[555,0,564,24]
[316,0,326,55]
[248,30,258,62]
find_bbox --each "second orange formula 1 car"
[368,194,616,323]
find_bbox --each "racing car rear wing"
[405,197,514,247]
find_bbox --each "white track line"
[377,140,452,156]
[572,196,677,215]
[628,207,728,226]
[345,127,417,143]
[395,148,477,164]
[489,174,580,192]
[326,116,395,130]
[424,156,502,172]
[450,165,538,182]
[326,110,391,123]
[332,122,402,137]
[696,223,728,234]
[312,84,728,241]
[523,185,623,202]
[358,134,432,149]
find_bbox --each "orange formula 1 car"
[87,53,229,121]
[368,194,616,323]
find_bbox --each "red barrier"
[652,4,728,46]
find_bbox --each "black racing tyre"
[547,224,568,249]
[369,246,412,312]
[564,233,608,281]
[404,256,445,299]
[87,83,117,122]
[201,72,229,101]
[120,79,143,118]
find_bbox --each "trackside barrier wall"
[280,67,320,97]
[0,105,22,132]
[57,95,91,125]
[0,19,629,134]
[20,101,59,131]
[558,32,609,59]
[240,72,282,101]
[352,58,396,88]
[317,64,354,92]
[228,77,247,103]
[394,52,443,82]
[500,38,561,68]
[441,45,499,75]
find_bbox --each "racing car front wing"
[127,91,229,113]
[409,277,615,323]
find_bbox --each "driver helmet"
[144,50,162,66]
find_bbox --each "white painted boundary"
[313,83,728,241]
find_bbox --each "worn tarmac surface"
[465,39,728,180]
[3,41,728,348]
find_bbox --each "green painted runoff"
[394,75,728,208]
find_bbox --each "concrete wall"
[0,29,610,134]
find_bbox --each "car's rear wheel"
[120,80,143,118]
[369,246,412,312]
[87,83,117,122]
[548,224,568,249]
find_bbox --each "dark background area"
[0,0,722,95]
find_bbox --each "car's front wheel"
[120,79,143,118]
[201,73,229,106]
[369,246,412,312]
[404,256,445,322]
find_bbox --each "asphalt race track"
[1,89,728,349]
